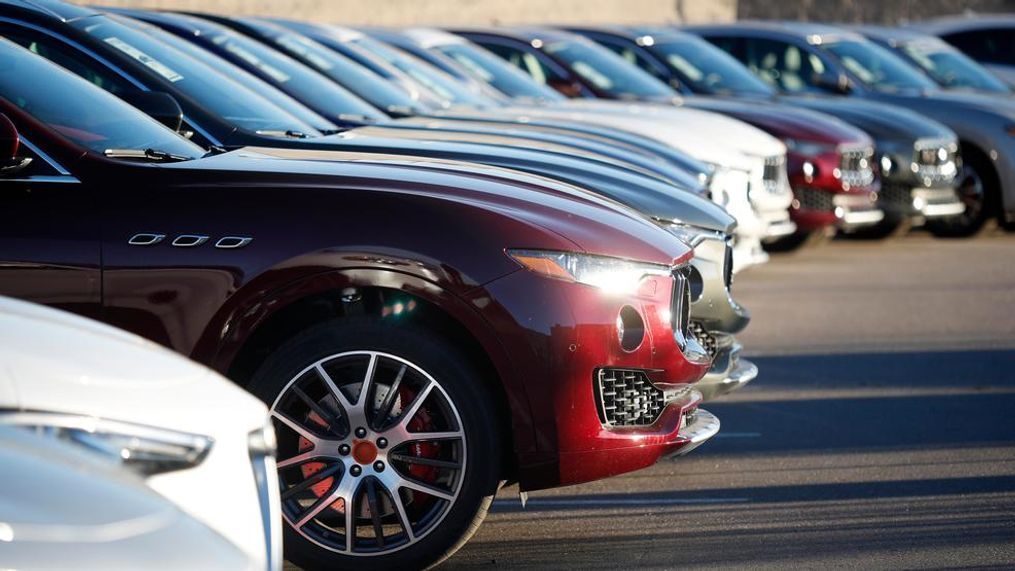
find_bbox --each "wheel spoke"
[373,363,406,430]
[395,379,435,431]
[392,430,463,447]
[281,463,343,501]
[277,449,326,469]
[388,481,416,542]
[316,363,357,415]
[398,476,454,502]
[364,478,386,548]
[359,353,379,409]
[291,384,344,437]
[389,452,462,471]
[271,410,319,443]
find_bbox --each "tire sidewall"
[248,317,501,571]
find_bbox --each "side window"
[481,41,566,84]
[742,37,825,93]
[0,27,135,95]
[945,29,1012,65]
[595,37,667,79]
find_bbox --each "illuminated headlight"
[0,411,212,476]
[880,155,893,175]
[507,250,672,295]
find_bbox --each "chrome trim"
[668,407,720,457]
[128,233,166,246]
[19,137,72,176]
[214,236,253,249]
[171,234,209,247]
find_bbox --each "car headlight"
[708,167,751,205]
[667,224,708,247]
[507,249,672,295]
[785,139,837,157]
[0,411,212,476]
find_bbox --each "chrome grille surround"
[913,138,959,185]
[762,154,787,194]
[688,320,719,360]
[671,267,692,351]
[594,368,666,427]
[838,144,876,189]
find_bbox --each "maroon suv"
[0,39,718,569]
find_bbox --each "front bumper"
[663,407,721,458]
[693,332,758,401]
[880,181,965,219]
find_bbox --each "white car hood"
[494,101,786,170]
[0,297,266,436]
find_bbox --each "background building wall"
[87,0,736,25]
[737,0,1015,24]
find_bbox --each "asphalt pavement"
[444,231,1015,569]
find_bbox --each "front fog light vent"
[594,368,665,427]
[616,305,645,352]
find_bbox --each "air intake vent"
[688,321,719,360]
[594,368,666,427]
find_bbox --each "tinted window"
[0,38,202,158]
[593,36,668,79]
[543,39,676,98]
[741,37,831,93]
[349,36,495,107]
[71,16,319,135]
[943,29,1014,65]
[435,42,564,101]
[479,40,569,84]
[824,40,937,92]
[649,39,775,96]
[900,38,1010,93]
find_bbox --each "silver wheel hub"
[270,351,466,556]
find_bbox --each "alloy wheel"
[269,351,466,556]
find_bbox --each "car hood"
[170,147,694,267]
[0,297,267,436]
[320,128,735,233]
[784,96,956,142]
[879,89,1015,122]
[684,96,871,145]
[491,101,786,170]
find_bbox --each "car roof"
[564,25,703,45]
[400,27,468,48]
[851,24,948,47]
[452,26,583,44]
[910,14,1015,35]
[688,20,867,44]
[0,0,97,21]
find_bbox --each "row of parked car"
[1,1,1013,569]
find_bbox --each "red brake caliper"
[298,411,345,512]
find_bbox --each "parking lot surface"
[442,232,1015,569]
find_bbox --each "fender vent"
[594,368,665,427]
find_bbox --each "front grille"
[913,138,959,184]
[763,155,786,194]
[838,145,876,189]
[795,186,835,212]
[880,181,914,207]
[594,368,666,427]
[670,267,692,350]
[723,241,734,289]
[688,321,719,360]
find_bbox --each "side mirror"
[811,71,851,94]
[546,77,585,98]
[120,91,184,132]
[0,114,32,177]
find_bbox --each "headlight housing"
[0,411,213,476]
[507,249,672,296]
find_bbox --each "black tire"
[248,317,502,571]
[927,148,997,238]
[763,229,828,252]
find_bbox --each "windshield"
[0,38,203,158]
[544,39,676,99]
[434,42,564,101]
[349,36,497,107]
[250,22,432,116]
[72,16,318,136]
[650,39,775,97]
[823,40,938,92]
[900,39,1011,93]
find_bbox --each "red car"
[0,38,716,569]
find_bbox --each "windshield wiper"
[103,148,193,162]
[255,129,311,139]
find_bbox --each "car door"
[0,121,102,321]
